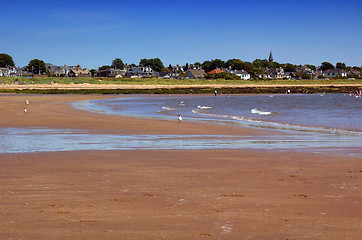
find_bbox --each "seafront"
[0,82,361,96]
[0,94,361,239]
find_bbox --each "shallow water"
[2,94,361,154]
[1,128,361,154]
[73,94,362,134]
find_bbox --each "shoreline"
[1,94,361,239]
[1,83,361,94]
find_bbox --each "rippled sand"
[0,94,361,240]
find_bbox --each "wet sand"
[0,94,361,239]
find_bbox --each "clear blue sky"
[1,0,361,69]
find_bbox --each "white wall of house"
[236,73,250,80]
[322,72,347,77]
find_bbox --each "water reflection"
[0,128,361,154]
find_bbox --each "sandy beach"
[0,94,361,239]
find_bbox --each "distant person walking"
[214,90,218,97]
[178,115,183,122]
[24,108,27,114]
[25,99,29,105]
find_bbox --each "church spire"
[269,51,273,62]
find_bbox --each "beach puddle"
[0,128,361,154]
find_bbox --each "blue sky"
[1,0,361,69]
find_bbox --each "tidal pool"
[1,128,361,155]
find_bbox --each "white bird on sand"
[24,108,27,113]
[178,115,183,121]
[25,99,29,105]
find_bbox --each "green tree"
[0,53,15,67]
[90,69,97,77]
[226,59,244,70]
[202,59,226,72]
[301,73,311,79]
[210,59,225,70]
[27,59,46,74]
[242,62,254,72]
[194,62,201,68]
[226,59,242,68]
[320,62,334,71]
[205,72,240,80]
[201,60,212,72]
[283,63,296,72]
[253,59,280,69]
[161,67,172,73]
[249,67,264,76]
[336,62,347,70]
[253,59,270,68]
[139,58,164,72]
[111,58,125,69]
[99,65,111,70]
[306,64,316,71]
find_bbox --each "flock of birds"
[24,99,29,113]
[22,99,185,123]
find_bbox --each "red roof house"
[207,69,225,74]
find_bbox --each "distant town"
[0,52,361,80]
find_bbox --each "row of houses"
[96,67,251,80]
[0,64,91,77]
[1,63,361,79]
[45,63,91,77]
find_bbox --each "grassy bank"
[1,76,361,94]
[1,76,362,86]
[0,85,360,94]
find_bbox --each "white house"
[0,67,19,77]
[229,70,250,80]
[322,69,347,78]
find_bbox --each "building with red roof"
[207,69,225,74]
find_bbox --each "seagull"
[25,100,29,105]
[24,108,27,114]
[178,115,183,121]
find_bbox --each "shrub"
[205,72,241,80]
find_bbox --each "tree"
[249,67,264,76]
[301,73,311,79]
[99,65,111,70]
[139,58,164,72]
[320,62,334,71]
[306,64,316,71]
[283,63,296,72]
[336,62,347,70]
[27,59,46,74]
[253,59,270,68]
[90,69,97,77]
[226,59,244,70]
[161,67,172,73]
[111,58,125,69]
[0,53,15,67]
[205,72,240,80]
[242,62,254,72]
[194,62,201,68]
[201,60,212,72]
[209,59,225,71]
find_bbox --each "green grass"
[1,76,362,86]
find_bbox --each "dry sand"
[0,94,361,239]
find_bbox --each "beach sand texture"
[0,95,361,239]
